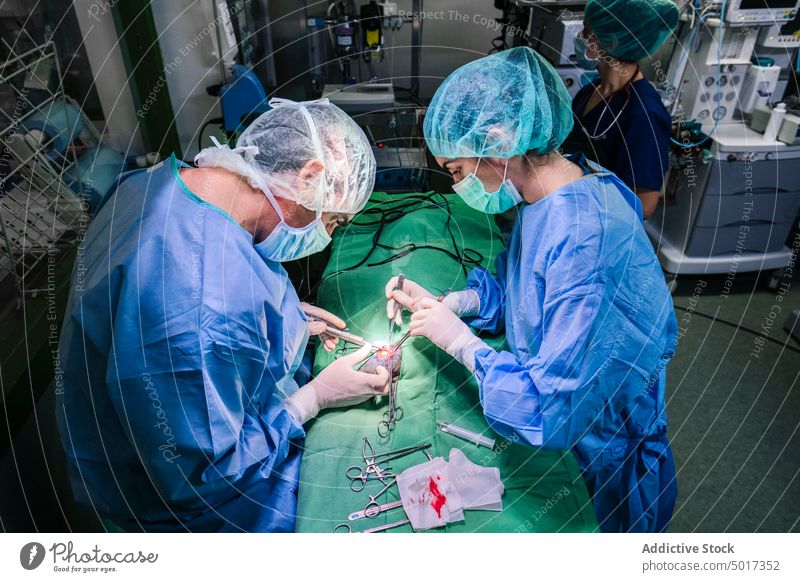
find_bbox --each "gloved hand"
[285,344,390,424]
[385,277,435,324]
[405,297,489,373]
[385,277,481,323]
[301,302,346,352]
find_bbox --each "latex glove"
[285,344,390,424]
[301,302,346,352]
[384,277,435,324]
[406,298,489,373]
[385,277,481,323]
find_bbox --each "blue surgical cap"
[585,0,679,62]
[423,47,574,159]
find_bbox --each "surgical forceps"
[388,274,405,344]
[334,518,410,533]
[361,438,431,468]
[389,289,451,351]
[346,438,431,491]
[378,358,404,438]
[381,275,405,437]
[355,450,433,519]
[363,478,398,518]
[377,385,404,438]
[345,463,395,492]
[344,439,427,491]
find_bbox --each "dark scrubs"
[561,78,671,195]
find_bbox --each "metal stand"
[0,39,88,304]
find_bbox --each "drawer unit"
[694,190,800,227]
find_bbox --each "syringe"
[437,420,495,450]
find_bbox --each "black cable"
[315,192,485,292]
[392,86,424,106]
[673,304,800,354]
[490,1,531,53]
[197,117,223,153]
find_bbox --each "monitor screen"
[738,0,797,10]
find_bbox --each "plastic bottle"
[763,102,787,143]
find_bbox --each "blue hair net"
[423,47,574,159]
[585,0,679,62]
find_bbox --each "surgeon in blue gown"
[386,48,679,532]
[57,98,389,532]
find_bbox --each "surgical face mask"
[254,187,332,262]
[574,35,597,71]
[451,158,522,214]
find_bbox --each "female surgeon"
[386,47,679,532]
[560,0,679,219]
[57,98,389,532]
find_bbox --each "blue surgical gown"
[465,154,678,532]
[56,154,309,532]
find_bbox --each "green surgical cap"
[585,0,679,62]
[423,47,574,159]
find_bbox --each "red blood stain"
[428,476,447,518]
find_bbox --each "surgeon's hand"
[387,278,481,323]
[407,299,488,373]
[301,302,346,352]
[285,344,390,424]
[385,277,435,324]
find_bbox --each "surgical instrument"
[334,518,411,533]
[347,499,403,521]
[388,274,405,344]
[305,315,367,347]
[382,276,405,437]
[363,478,398,518]
[347,438,431,489]
[390,289,450,351]
[361,439,431,467]
[437,420,496,450]
[345,464,396,492]
[377,404,403,438]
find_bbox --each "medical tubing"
[316,192,485,289]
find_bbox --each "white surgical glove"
[405,297,489,373]
[301,302,346,352]
[442,289,481,318]
[384,277,435,324]
[285,344,390,424]
[385,277,481,323]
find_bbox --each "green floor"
[666,269,800,532]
